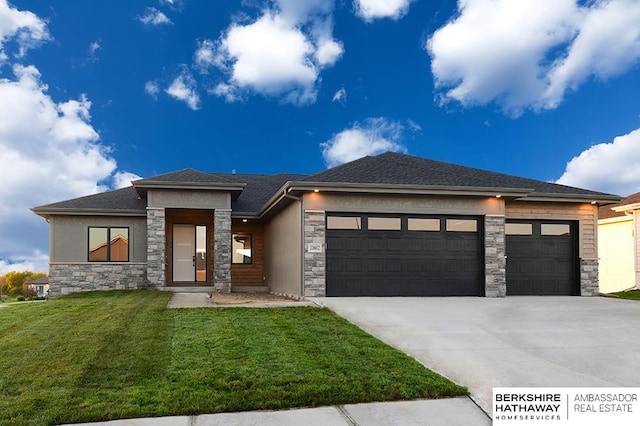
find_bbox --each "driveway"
[311,297,640,413]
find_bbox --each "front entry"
[166,209,214,286]
[172,224,207,282]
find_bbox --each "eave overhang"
[612,202,640,212]
[31,208,147,220]
[257,181,622,218]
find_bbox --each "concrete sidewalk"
[69,397,490,425]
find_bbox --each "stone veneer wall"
[214,209,232,293]
[484,215,506,297]
[48,263,147,297]
[580,258,599,296]
[303,210,326,296]
[146,207,166,289]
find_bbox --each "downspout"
[284,189,305,298]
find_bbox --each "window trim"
[88,226,130,262]
[232,233,253,265]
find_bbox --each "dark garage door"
[326,214,483,296]
[506,220,578,295]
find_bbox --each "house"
[24,276,49,298]
[598,192,640,293]
[32,152,620,298]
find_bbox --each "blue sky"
[1,0,640,273]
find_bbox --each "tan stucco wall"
[505,201,597,259]
[598,218,635,293]
[635,211,640,288]
[264,201,302,296]
[302,193,504,216]
[147,189,231,209]
[50,215,147,263]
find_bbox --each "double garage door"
[326,214,579,297]
[326,214,484,296]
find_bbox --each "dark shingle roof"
[133,168,235,184]
[33,152,620,217]
[224,174,306,213]
[33,186,146,212]
[304,152,614,197]
[599,191,640,220]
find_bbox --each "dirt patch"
[209,292,301,305]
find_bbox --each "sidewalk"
[70,397,490,426]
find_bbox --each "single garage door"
[506,220,578,295]
[326,214,483,296]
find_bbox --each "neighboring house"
[32,152,620,298]
[24,276,49,298]
[598,192,640,293]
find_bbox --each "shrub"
[16,296,25,302]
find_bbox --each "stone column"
[146,207,166,289]
[214,209,232,293]
[580,258,599,296]
[485,215,506,297]
[303,210,326,297]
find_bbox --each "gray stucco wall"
[147,189,230,209]
[303,193,505,216]
[264,201,302,297]
[50,215,147,263]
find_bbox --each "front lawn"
[608,289,640,300]
[0,291,466,425]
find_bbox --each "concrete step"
[161,286,215,293]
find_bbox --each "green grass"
[0,291,466,425]
[607,289,640,300]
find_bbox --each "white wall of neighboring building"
[598,217,635,293]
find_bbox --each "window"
[446,219,477,232]
[232,234,252,264]
[327,216,362,229]
[506,223,533,235]
[368,217,401,230]
[88,227,129,262]
[408,218,440,231]
[541,223,571,236]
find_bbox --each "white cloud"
[207,0,343,105]
[86,40,100,63]
[0,251,49,275]
[556,128,640,195]
[144,80,160,98]
[427,0,640,114]
[354,0,414,22]
[112,171,142,189]
[166,71,200,110]
[194,39,218,72]
[332,87,346,104]
[321,118,408,167]
[0,65,138,266]
[0,0,50,62]
[138,7,172,26]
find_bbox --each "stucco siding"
[303,193,504,216]
[50,215,147,263]
[635,211,640,289]
[598,218,634,293]
[147,189,230,209]
[264,201,302,296]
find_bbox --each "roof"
[33,186,146,214]
[599,191,640,220]
[302,152,609,196]
[25,276,49,285]
[33,152,620,218]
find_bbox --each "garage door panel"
[326,214,483,297]
[506,220,577,296]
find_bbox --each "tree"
[3,271,46,297]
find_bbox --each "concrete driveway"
[311,296,640,414]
